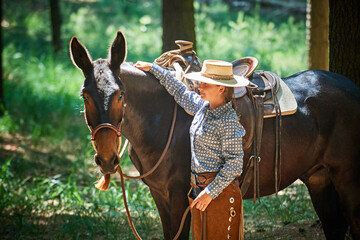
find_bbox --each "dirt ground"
[244,221,326,239]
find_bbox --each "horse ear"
[70,36,93,78]
[109,31,127,72]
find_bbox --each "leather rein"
[90,56,196,240]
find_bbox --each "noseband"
[91,123,122,153]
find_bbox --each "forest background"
[0,0,347,239]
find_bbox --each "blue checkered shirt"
[149,63,245,199]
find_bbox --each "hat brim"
[184,72,250,87]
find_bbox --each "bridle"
[89,96,175,181]
[90,92,127,155]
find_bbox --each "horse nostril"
[113,156,119,166]
[95,155,103,166]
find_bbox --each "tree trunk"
[50,0,62,53]
[306,0,329,70]
[329,0,360,86]
[0,0,4,115]
[162,0,196,52]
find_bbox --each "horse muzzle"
[95,153,120,175]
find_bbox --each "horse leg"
[301,167,348,239]
[321,128,360,239]
[148,189,172,239]
[328,162,360,240]
[148,187,190,240]
[168,186,191,239]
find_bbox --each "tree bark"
[0,0,4,115]
[329,0,360,86]
[162,0,196,52]
[306,0,329,70]
[50,0,62,53]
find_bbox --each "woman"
[135,59,248,240]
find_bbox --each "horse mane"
[120,62,168,94]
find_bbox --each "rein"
[90,56,196,239]
[117,103,190,240]
[91,102,189,240]
[122,103,178,180]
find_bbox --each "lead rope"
[118,165,191,240]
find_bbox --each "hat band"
[201,72,234,80]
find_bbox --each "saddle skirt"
[232,57,297,118]
[234,77,297,118]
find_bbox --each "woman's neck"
[209,99,226,110]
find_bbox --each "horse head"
[70,31,127,178]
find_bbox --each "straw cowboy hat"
[184,60,250,87]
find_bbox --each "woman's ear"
[219,86,226,94]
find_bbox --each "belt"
[191,172,218,188]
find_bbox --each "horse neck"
[119,65,176,156]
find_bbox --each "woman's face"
[198,82,225,104]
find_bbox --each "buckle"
[191,173,207,186]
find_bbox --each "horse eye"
[118,92,124,101]
[83,96,89,102]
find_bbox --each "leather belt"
[191,172,218,188]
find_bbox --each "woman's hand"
[134,61,152,72]
[190,190,213,211]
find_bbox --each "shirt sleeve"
[205,118,245,199]
[149,63,205,115]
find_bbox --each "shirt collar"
[208,101,233,118]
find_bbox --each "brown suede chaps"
[188,181,244,240]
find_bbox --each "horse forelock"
[93,59,120,110]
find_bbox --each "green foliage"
[2,44,86,144]
[195,8,307,76]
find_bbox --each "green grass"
[0,0,316,239]
[0,156,162,239]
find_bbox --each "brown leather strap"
[122,103,178,180]
[239,156,254,196]
[118,166,191,240]
[118,167,142,240]
[191,215,195,240]
[270,80,282,195]
[191,172,218,188]
[201,210,207,240]
[252,94,264,203]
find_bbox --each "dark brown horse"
[70,31,360,240]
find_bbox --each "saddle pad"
[234,78,297,118]
[263,79,297,118]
